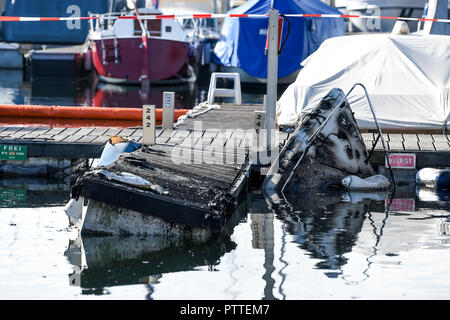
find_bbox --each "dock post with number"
[254,110,266,151]
[143,104,156,145]
[162,91,175,130]
[252,110,266,168]
[266,9,279,150]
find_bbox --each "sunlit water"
[0,185,449,300]
[0,69,268,110]
[0,70,450,300]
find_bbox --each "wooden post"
[254,110,267,138]
[266,9,279,150]
[162,91,175,130]
[143,104,156,145]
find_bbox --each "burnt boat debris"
[342,175,391,191]
[64,86,397,237]
[67,141,250,238]
[263,88,386,205]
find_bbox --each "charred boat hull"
[264,88,375,198]
[68,143,250,238]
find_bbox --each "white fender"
[342,175,391,190]
[416,168,450,189]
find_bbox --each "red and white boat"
[88,5,197,85]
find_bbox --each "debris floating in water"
[341,175,391,191]
[92,169,167,195]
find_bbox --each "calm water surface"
[0,71,450,300]
[0,69,268,109]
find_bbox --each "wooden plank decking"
[0,104,449,164]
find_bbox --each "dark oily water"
[0,69,207,109]
[0,69,277,109]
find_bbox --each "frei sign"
[0,144,27,161]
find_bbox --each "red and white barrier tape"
[0,13,449,23]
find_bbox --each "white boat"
[416,0,450,35]
[88,5,197,85]
[335,0,429,32]
[276,29,450,132]
[87,1,220,85]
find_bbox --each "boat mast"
[131,0,151,88]
[326,0,336,7]
[108,0,114,28]
[131,0,148,36]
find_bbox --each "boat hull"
[263,88,375,199]
[83,200,213,239]
[91,37,194,84]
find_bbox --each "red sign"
[386,198,415,211]
[385,153,416,169]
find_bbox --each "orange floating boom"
[0,117,143,128]
[0,104,190,121]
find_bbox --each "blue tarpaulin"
[213,0,346,79]
[1,0,111,44]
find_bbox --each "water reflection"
[0,67,278,111]
[269,190,374,275]
[92,82,205,110]
[30,75,206,110]
[64,197,248,297]
[416,185,450,205]
[0,69,31,105]
[0,68,210,109]
[0,182,449,298]
[247,192,276,300]
[65,234,237,297]
[415,186,450,242]
[0,177,70,208]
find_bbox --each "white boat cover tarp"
[276,34,450,130]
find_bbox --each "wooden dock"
[71,104,266,232]
[1,103,449,232]
[0,104,449,167]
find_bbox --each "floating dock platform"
[0,105,449,167]
[1,103,449,234]
[25,45,87,81]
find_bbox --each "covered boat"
[212,0,346,83]
[276,33,450,132]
